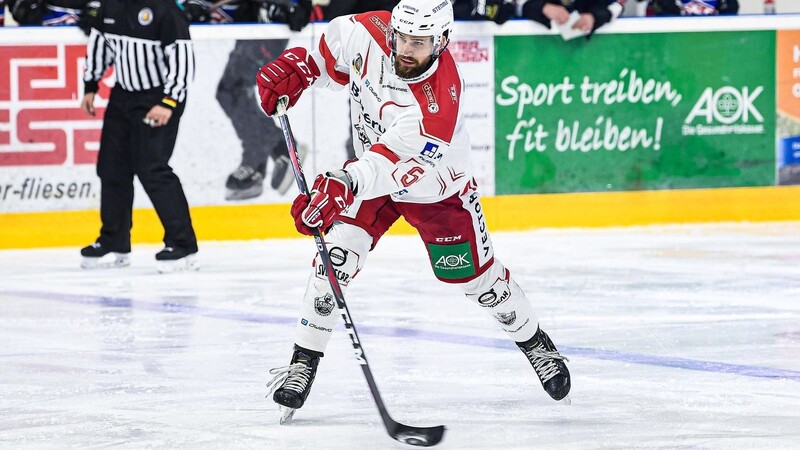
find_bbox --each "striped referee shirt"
[83,0,194,107]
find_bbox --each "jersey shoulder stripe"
[353,11,392,56]
[369,143,401,164]
[319,35,349,86]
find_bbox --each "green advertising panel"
[494,32,775,195]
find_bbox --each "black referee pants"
[95,86,197,254]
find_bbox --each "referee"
[80,0,199,273]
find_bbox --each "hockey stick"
[274,96,446,447]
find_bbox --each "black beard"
[393,55,430,79]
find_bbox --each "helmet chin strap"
[431,32,450,60]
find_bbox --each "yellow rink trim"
[2,185,800,250]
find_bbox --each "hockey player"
[261,0,571,422]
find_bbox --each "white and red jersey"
[308,10,472,204]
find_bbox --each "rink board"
[4,185,800,249]
[2,17,800,249]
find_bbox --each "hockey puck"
[396,435,430,446]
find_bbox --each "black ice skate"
[266,345,322,424]
[155,247,199,274]
[80,242,130,269]
[517,327,571,403]
[225,164,265,200]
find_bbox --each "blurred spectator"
[183,0,256,24]
[648,0,738,15]
[519,0,624,36]
[182,0,319,29]
[453,0,517,24]
[7,0,87,26]
[633,0,647,16]
[319,0,397,17]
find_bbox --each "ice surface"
[1,222,799,449]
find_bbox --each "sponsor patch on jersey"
[369,15,388,33]
[419,141,443,165]
[352,54,363,75]
[427,241,475,280]
[422,83,438,114]
[449,84,458,104]
[138,7,153,26]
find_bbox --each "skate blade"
[156,255,199,274]
[278,406,296,425]
[81,254,130,270]
[225,185,263,201]
[559,395,571,405]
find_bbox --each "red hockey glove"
[290,174,354,236]
[256,47,320,116]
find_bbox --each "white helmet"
[387,0,454,59]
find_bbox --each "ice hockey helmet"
[387,0,453,58]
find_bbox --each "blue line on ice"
[6,289,800,381]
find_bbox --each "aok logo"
[685,86,764,125]
[435,252,470,268]
[428,241,476,280]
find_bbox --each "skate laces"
[266,363,313,396]
[523,346,569,384]
[231,165,256,181]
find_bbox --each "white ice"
[1,222,799,449]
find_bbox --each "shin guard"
[294,224,370,352]
[463,261,539,342]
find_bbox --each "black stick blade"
[390,424,446,447]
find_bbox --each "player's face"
[393,31,434,79]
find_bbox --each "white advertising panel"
[0,24,496,213]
